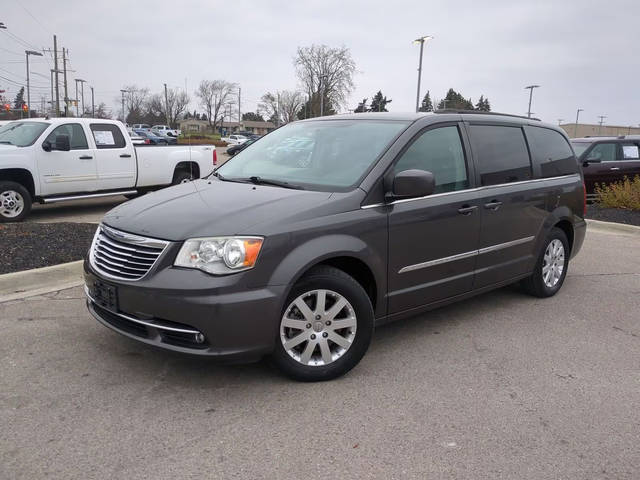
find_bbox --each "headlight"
[174,236,264,275]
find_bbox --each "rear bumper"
[84,261,286,362]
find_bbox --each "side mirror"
[54,134,71,151]
[42,140,52,152]
[386,169,435,201]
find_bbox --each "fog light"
[195,333,205,344]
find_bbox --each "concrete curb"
[586,219,640,236]
[0,260,84,303]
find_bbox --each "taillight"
[213,149,218,166]
[145,139,150,144]
[583,182,587,216]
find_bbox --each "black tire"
[271,265,374,382]
[172,170,195,185]
[0,181,32,223]
[521,227,570,298]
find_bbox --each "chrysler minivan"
[85,112,586,381]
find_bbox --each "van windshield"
[217,119,409,190]
[0,121,50,147]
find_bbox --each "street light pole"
[120,89,128,123]
[414,35,433,113]
[25,50,43,118]
[90,86,94,117]
[525,85,540,118]
[76,79,86,117]
[574,108,583,138]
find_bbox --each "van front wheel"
[271,266,374,381]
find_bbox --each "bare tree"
[117,85,150,123]
[259,90,304,125]
[146,88,190,127]
[195,80,237,131]
[294,44,356,116]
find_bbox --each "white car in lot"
[152,125,179,137]
[0,118,217,221]
[221,134,248,145]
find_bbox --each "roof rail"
[434,109,541,121]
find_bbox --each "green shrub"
[595,175,640,211]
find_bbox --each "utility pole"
[78,79,86,116]
[74,79,79,116]
[50,69,55,115]
[319,77,326,117]
[53,35,60,116]
[90,86,94,117]
[62,48,69,116]
[276,92,281,126]
[413,35,433,113]
[238,87,241,123]
[163,83,170,126]
[525,85,540,118]
[574,108,583,138]
[598,115,607,135]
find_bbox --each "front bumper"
[84,260,286,362]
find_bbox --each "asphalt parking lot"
[1,228,639,479]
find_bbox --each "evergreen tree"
[242,112,264,121]
[418,91,433,112]
[474,95,492,112]
[369,91,391,112]
[437,88,474,110]
[13,87,25,109]
[354,98,368,113]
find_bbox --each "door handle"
[120,154,132,158]
[483,200,503,210]
[610,167,620,171]
[457,205,478,215]
[79,155,93,160]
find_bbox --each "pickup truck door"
[36,123,97,195]
[89,123,137,190]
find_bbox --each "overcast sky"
[1,0,639,126]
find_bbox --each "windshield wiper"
[247,176,304,190]
[0,141,12,145]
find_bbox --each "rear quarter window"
[468,125,532,186]
[526,126,579,177]
[90,124,126,149]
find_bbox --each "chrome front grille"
[89,224,169,281]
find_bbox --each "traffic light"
[22,104,28,112]
[3,103,10,112]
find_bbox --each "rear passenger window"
[393,126,469,193]
[90,124,126,149]
[469,125,531,186]
[621,144,639,159]
[526,126,578,177]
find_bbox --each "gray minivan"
[84,112,586,381]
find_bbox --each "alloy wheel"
[542,239,565,288]
[280,289,357,367]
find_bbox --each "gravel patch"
[0,222,96,274]
[586,205,640,227]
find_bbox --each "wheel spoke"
[327,330,351,349]
[294,298,315,322]
[319,339,332,364]
[325,297,347,321]
[281,317,308,330]
[283,331,308,350]
[329,315,356,330]
[299,340,316,364]
[315,290,327,314]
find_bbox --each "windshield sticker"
[94,130,115,145]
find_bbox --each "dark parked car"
[85,112,586,381]
[133,129,168,145]
[570,136,640,196]
[150,129,178,145]
[227,138,254,155]
[237,131,260,140]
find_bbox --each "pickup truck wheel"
[172,171,195,185]
[0,181,31,223]
[271,266,374,382]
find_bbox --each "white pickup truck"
[0,118,217,222]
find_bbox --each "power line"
[0,46,22,56]
[1,29,41,51]
[11,0,53,34]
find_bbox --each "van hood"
[102,179,335,241]
[0,144,20,153]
